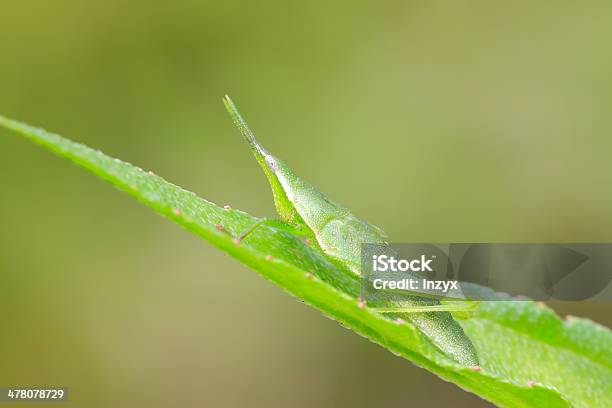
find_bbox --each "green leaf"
[1,115,610,408]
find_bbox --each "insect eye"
[265,156,277,171]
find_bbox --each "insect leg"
[236,218,304,243]
[374,301,481,314]
[236,218,268,242]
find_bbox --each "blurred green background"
[1,1,611,407]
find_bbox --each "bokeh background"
[1,1,611,407]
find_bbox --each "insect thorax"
[315,213,387,275]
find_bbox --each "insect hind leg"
[374,301,481,314]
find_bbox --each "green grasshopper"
[223,96,479,366]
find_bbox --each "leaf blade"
[2,115,609,407]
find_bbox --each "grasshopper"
[223,96,479,366]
